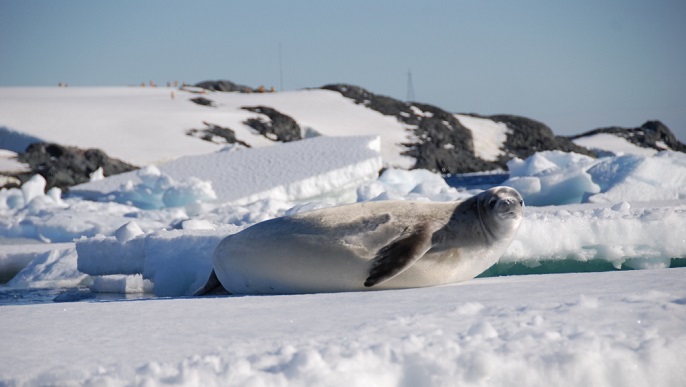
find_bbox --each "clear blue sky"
[1,0,685,141]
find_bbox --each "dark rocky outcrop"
[242,106,302,143]
[189,97,216,107]
[195,80,255,93]
[569,120,686,153]
[322,84,418,125]
[484,115,596,163]
[16,143,137,191]
[404,103,495,173]
[322,84,505,173]
[186,121,251,148]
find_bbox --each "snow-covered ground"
[454,114,511,162]
[2,268,684,386]
[0,149,29,173]
[572,132,660,157]
[1,87,685,386]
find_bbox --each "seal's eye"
[519,199,524,206]
[488,197,497,209]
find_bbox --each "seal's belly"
[215,241,501,294]
[379,244,502,289]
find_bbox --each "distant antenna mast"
[279,43,284,91]
[406,69,415,102]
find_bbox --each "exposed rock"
[16,143,137,191]
[195,80,276,94]
[484,115,596,162]
[189,97,216,107]
[195,80,254,93]
[322,84,418,125]
[242,106,302,143]
[322,84,501,174]
[405,103,495,173]
[569,120,686,153]
[186,121,251,148]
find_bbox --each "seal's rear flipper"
[193,269,231,296]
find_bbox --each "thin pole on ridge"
[406,69,415,102]
[279,43,284,92]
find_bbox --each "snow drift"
[503,150,686,205]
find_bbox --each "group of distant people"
[254,85,276,93]
[56,81,182,88]
[138,81,181,88]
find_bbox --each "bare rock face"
[241,106,303,143]
[322,84,495,174]
[485,114,596,162]
[195,80,254,93]
[189,97,216,107]
[16,143,137,191]
[186,121,251,148]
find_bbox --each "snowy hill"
[0,86,408,167]
[3,84,683,191]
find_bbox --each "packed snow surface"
[71,135,383,206]
[455,114,511,162]
[0,149,29,187]
[0,149,29,173]
[572,132,661,157]
[1,268,684,386]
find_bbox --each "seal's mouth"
[500,211,522,220]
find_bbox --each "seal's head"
[477,186,524,241]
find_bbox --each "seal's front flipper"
[193,269,231,296]
[364,227,433,287]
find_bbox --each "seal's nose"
[497,197,523,216]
